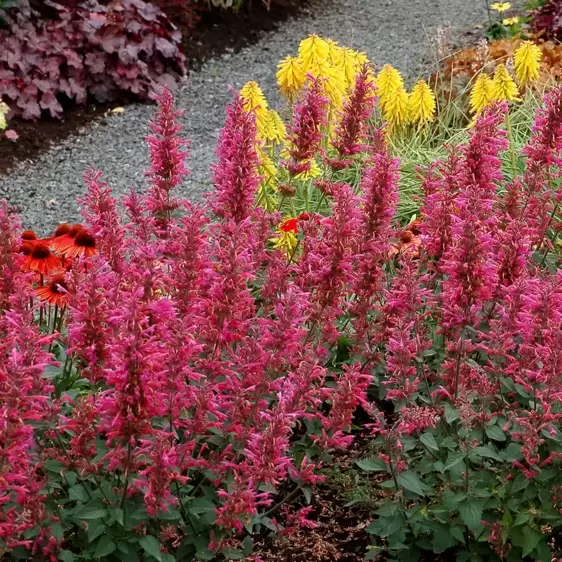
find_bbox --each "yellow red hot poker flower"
[409,80,436,127]
[470,73,495,114]
[491,64,520,103]
[514,41,542,85]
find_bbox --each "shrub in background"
[0,0,185,120]
[532,0,562,40]
[150,0,200,30]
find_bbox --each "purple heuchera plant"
[0,0,185,120]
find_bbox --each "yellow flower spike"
[337,48,361,90]
[240,81,268,113]
[491,2,511,12]
[239,81,274,141]
[0,102,8,131]
[271,230,298,256]
[277,56,306,99]
[258,149,278,180]
[503,16,519,26]
[470,73,495,114]
[383,85,410,129]
[321,62,347,110]
[514,41,542,85]
[294,158,322,181]
[409,80,436,126]
[491,64,521,102]
[353,51,376,88]
[266,110,286,144]
[376,65,404,112]
[257,183,279,213]
[298,34,330,76]
[326,39,343,64]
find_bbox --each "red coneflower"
[280,218,299,233]
[21,230,38,241]
[50,224,84,253]
[389,223,423,260]
[19,241,35,256]
[62,229,97,259]
[36,274,69,307]
[21,242,63,275]
[54,223,71,237]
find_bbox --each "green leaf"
[222,547,244,560]
[65,472,77,486]
[69,484,88,503]
[375,503,398,517]
[535,540,553,562]
[302,487,312,504]
[471,446,502,461]
[94,536,116,559]
[140,535,162,562]
[157,508,181,521]
[356,457,387,472]
[432,525,457,552]
[43,459,66,474]
[396,471,429,496]
[442,452,465,473]
[87,520,106,544]
[109,507,124,526]
[76,506,107,520]
[364,549,382,561]
[42,364,61,379]
[420,432,439,452]
[502,442,523,462]
[187,498,216,515]
[485,425,506,442]
[458,499,485,532]
[195,548,215,560]
[242,536,253,555]
[442,491,467,510]
[58,551,75,562]
[449,525,466,543]
[117,541,134,557]
[522,528,543,558]
[444,403,460,424]
[51,522,64,541]
[366,513,404,537]
[513,510,533,527]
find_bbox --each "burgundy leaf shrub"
[1,86,562,561]
[150,0,200,28]
[533,0,562,41]
[0,0,185,120]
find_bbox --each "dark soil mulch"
[0,0,312,178]
[186,0,312,72]
[251,438,379,562]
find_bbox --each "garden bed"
[0,0,312,178]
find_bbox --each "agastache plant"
[2,85,562,562]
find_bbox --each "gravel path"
[0,0,487,232]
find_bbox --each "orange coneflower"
[389,220,423,260]
[21,242,63,275]
[36,274,69,307]
[19,241,35,256]
[21,230,38,242]
[54,223,71,237]
[280,218,299,233]
[62,229,97,259]
[44,223,71,245]
[50,224,84,253]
